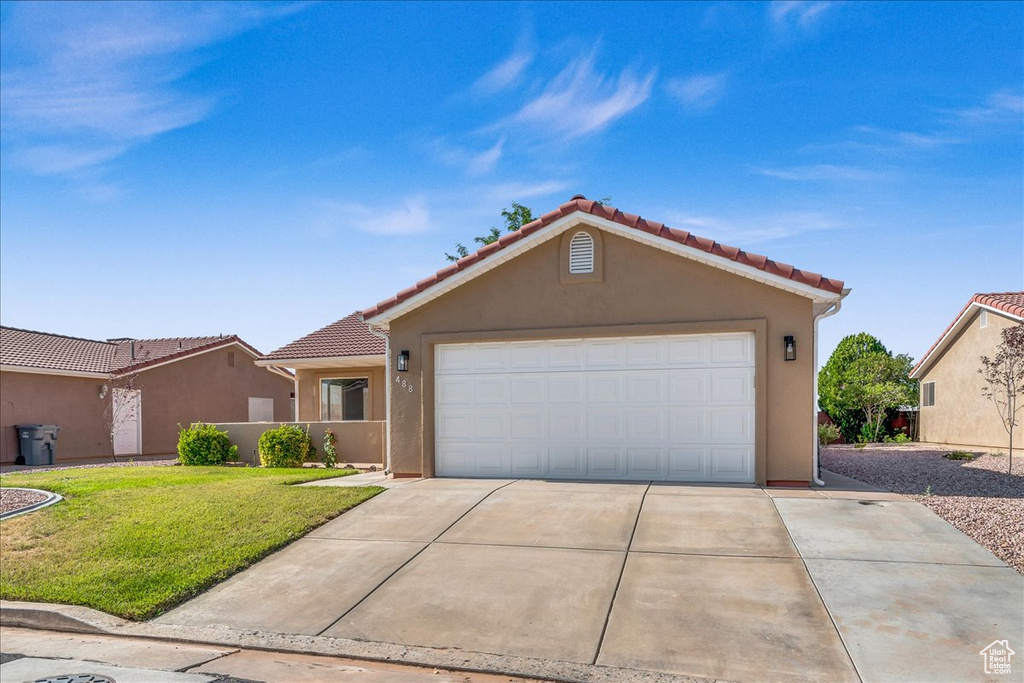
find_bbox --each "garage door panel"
[668,447,707,478]
[436,333,755,482]
[710,334,753,365]
[711,408,752,442]
[510,445,545,476]
[669,408,707,440]
[711,447,753,480]
[668,371,707,403]
[587,411,624,439]
[587,447,624,478]
[437,377,473,406]
[549,447,584,476]
[627,448,663,478]
[586,375,622,402]
[510,377,545,404]
[510,413,544,439]
[549,376,582,403]
[585,340,622,367]
[549,412,582,439]
[711,368,754,404]
[627,373,663,402]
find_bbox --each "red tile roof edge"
[910,292,1024,376]
[260,312,387,361]
[114,336,265,375]
[361,196,845,320]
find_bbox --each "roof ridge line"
[0,325,116,346]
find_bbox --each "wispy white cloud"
[434,136,506,175]
[665,73,728,112]
[947,89,1024,125]
[660,210,840,245]
[755,164,887,182]
[769,1,835,30]
[804,126,961,155]
[474,51,533,94]
[324,197,434,236]
[1,2,305,176]
[509,53,656,138]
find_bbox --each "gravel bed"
[0,458,179,476]
[0,488,50,515]
[822,445,1024,573]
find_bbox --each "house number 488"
[396,375,414,393]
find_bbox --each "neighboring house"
[0,327,294,464]
[910,292,1024,451]
[259,312,386,423]
[353,195,848,484]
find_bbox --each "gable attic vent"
[568,231,595,274]
[980,310,988,329]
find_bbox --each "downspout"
[812,288,850,486]
[366,322,391,475]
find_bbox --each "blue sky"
[1,1,1021,365]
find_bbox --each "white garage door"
[435,332,755,482]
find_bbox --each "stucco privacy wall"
[386,227,815,483]
[136,347,294,456]
[294,366,387,422]
[918,309,1017,450]
[0,371,109,463]
[212,421,384,466]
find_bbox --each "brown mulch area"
[0,488,50,515]
[822,445,1024,574]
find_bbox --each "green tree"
[445,202,534,262]
[818,333,890,440]
[839,352,917,443]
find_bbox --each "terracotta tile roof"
[911,292,1024,377]
[262,312,386,361]
[1,327,115,374]
[361,196,846,320]
[1,326,263,375]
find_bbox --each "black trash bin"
[15,424,60,466]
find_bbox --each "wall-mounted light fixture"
[397,350,410,372]
[784,335,796,362]
[98,384,109,399]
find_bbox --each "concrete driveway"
[158,474,1024,683]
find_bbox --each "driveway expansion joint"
[314,479,517,637]
[590,482,651,666]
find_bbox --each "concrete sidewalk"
[155,473,1024,682]
[0,626,530,682]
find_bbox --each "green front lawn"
[0,466,381,619]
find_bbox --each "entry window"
[922,381,935,407]
[320,378,369,421]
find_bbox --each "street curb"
[0,489,63,520]
[0,601,720,683]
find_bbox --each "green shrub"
[817,423,841,446]
[322,428,338,468]
[943,450,975,461]
[258,425,310,468]
[883,431,912,444]
[177,423,237,466]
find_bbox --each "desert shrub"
[943,450,975,461]
[322,428,338,468]
[258,424,310,468]
[883,431,912,444]
[817,423,841,446]
[177,423,237,466]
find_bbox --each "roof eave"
[363,212,845,329]
[909,301,1023,379]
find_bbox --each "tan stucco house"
[279,195,846,485]
[910,292,1024,451]
[1,327,294,464]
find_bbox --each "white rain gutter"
[366,322,392,475]
[812,288,850,486]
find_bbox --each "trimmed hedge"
[177,423,237,466]
[258,424,310,468]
